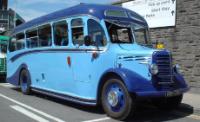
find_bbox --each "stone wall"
[149,0,200,88]
[113,0,200,89]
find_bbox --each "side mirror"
[84,35,92,46]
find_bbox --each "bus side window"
[53,21,68,46]
[1,44,7,54]
[9,36,17,52]
[26,29,38,48]
[16,33,25,50]
[88,19,107,46]
[38,24,52,47]
[71,18,84,46]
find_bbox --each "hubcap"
[106,83,125,112]
[107,90,119,107]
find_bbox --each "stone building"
[0,0,25,35]
[113,0,200,91]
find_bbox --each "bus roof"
[13,4,148,34]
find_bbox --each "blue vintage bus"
[7,4,189,120]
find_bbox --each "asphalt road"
[0,82,200,122]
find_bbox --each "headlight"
[150,64,158,75]
[174,64,181,74]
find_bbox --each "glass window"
[132,23,149,45]
[88,19,107,46]
[8,33,25,52]
[38,24,52,47]
[0,44,7,54]
[16,33,25,50]
[71,19,84,46]
[8,36,17,52]
[53,21,68,46]
[134,29,147,45]
[106,21,133,43]
[105,10,128,18]
[71,19,83,27]
[26,29,38,48]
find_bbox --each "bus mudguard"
[7,63,29,86]
[100,68,154,94]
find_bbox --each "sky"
[8,0,119,21]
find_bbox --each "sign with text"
[122,0,176,28]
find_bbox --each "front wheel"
[101,78,135,120]
[20,69,31,95]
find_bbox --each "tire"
[101,78,135,120]
[153,95,183,110]
[19,69,31,95]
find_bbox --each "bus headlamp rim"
[150,64,158,75]
[174,64,181,74]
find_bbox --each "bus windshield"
[106,20,150,45]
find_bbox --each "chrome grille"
[153,51,173,85]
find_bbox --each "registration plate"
[166,89,181,97]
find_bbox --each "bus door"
[70,18,107,85]
[44,20,74,93]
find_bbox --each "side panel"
[69,17,114,100]
[6,17,118,103]
[36,50,75,96]
[7,50,26,85]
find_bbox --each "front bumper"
[135,87,189,98]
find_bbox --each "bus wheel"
[20,69,31,95]
[101,78,134,120]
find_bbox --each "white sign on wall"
[122,0,176,28]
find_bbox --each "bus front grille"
[152,51,173,85]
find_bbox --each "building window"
[71,18,84,46]
[53,21,68,46]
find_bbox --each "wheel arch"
[97,68,149,104]
[97,71,122,105]
[7,63,30,86]
[18,63,31,85]
[97,68,137,105]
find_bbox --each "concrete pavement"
[183,93,200,110]
[0,82,200,122]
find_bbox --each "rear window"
[105,10,128,18]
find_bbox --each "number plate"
[166,89,181,97]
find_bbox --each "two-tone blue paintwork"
[7,4,189,105]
